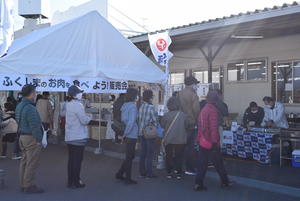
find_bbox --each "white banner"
[0,74,128,93]
[197,83,210,98]
[0,0,14,57]
[148,32,173,67]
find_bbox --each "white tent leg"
[94,94,103,154]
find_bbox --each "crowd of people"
[0,74,290,194]
[113,76,233,191]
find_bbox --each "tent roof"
[0,11,165,83]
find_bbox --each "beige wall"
[167,34,300,120]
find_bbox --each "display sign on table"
[0,74,128,93]
[222,130,234,144]
[222,130,274,164]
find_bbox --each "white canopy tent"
[0,11,165,84]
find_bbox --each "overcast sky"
[13,0,296,32]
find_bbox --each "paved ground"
[0,144,299,201]
[99,139,300,188]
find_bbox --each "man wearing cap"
[16,84,44,193]
[178,76,200,175]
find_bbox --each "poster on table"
[0,74,128,93]
[222,130,234,144]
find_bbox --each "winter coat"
[121,102,138,139]
[36,98,53,124]
[161,110,188,145]
[178,86,200,126]
[197,103,220,149]
[200,99,229,126]
[243,106,264,126]
[1,111,18,135]
[65,100,91,142]
[15,98,43,142]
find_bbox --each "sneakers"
[221,180,234,188]
[23,186,44,194]
[12,155,22,160]
[124,179,137,185]
[115,173,125,181]
[194,184,208,191]
[175,174,182,180]
[145,175,157,179]
[166,173,173,179]
[185,171,196,176]
[0,155,7,159]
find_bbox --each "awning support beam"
[199,36,231,83]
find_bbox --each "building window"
[227,62,245,81]
[227,59,267,82]
[169,73,184,85]
[194,69,220,84]
[247,60,267,81]
[272,60,300,104]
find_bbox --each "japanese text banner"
[0,74,128,93]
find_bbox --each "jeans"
[117,138,137,180]
[139,137,155,177]
[195,146,229,186]
[165,144,185,174]
[67,144,85,185]
[185,129,198,172]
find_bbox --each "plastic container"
[292,149,300,168]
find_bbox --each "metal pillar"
[199,37,231,84]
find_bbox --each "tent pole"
[94,94,103,154]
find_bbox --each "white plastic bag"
[42,128,48,148]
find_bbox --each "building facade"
[130,2,300,121]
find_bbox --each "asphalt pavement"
[0,145,299,201]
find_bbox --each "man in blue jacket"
[16,84,44,194]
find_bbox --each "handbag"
[111,120,126,135]
[41,125,48,148]
[143,123,157,139]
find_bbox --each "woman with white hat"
[65,85,92,189]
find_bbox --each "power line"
[109,15,136,32]
[108,4,149,32]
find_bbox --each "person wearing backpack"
[0,102,20,160]
[112,93,125,144]
[138,90,158,179]
[161,97,189,180]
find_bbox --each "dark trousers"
[195,146,228,186]
[117,138,137,180]
[185,129,198,172]
[165,144,185,174]
[67,144,84,185]
[139,137,155,177]
[1,134,20,156]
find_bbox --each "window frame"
[226,57,268,83]
[272,59,300,104]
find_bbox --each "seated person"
[243,101,264,127]
[261,96,288,128]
